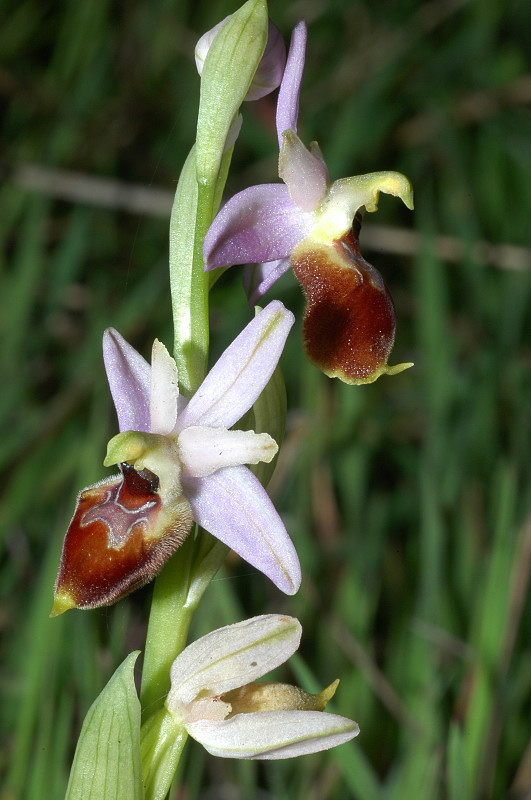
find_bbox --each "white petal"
[167,615,301,710]
[187,709,360,759]
[183,465,301,595]
[176,301,294,431]
[178,427,277,478]
[150,339,179,435]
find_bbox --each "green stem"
[140,534,196,717]
[140,530,230,719]
[169,147,209,397]
[141,706,188,800]
[141,0,268,732]
[143,157,227,718]
[169,146,233,397]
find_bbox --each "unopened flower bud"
[195,19,286,101]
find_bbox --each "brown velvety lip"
[52,464,192,613]
[291,224,397,384]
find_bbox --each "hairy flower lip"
[51,464,193,615]
[291,227,413,385]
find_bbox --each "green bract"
[65,653,142,800]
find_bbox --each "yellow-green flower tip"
[325,360,414,386]
[313,171,414,243]
[49,590,76,617]
[103,431,151,468]
[314,679,340,709]
[363,171,414,211]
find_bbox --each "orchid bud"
[195,19,286,101]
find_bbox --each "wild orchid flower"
[52,302,301,615]
[165,614,359,759]
[203,21,414,385]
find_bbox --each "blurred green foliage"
[1,0,530,798]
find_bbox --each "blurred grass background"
[1,0,530,797]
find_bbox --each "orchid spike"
[203,20,414,386]
[166,614,360,759]
[52,302,300,614]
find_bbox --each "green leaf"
[65,652,142,800]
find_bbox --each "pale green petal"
[166,615,301,712]
[186,709,359,760]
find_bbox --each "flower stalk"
[53,5,414,793]
[144,0,279,725]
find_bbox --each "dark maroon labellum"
[52,463,192,613]
[291,223,397,384]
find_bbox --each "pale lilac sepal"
[168,615,301,707]
[188,709,359,760]
[276,21,307,147]
[203,184,313,269]
[103,328,151,433]
[243,258,292,305]
[183,465,301,595]
[176,301,294,431]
